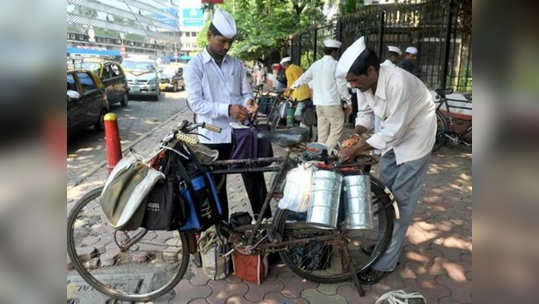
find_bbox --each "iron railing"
[289,0,472,93]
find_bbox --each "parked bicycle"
[433,88,472,151]
[67,120,398,302]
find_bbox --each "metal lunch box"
[306,170,343,229]
[342,175,373,230]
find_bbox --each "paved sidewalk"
[67,109,472,304]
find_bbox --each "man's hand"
[229,105,249,123]
[246,99,258,114]
[339,139,372,163]
[345,103,353,116]
[354,125,370,136]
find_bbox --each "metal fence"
[289,0,472,93]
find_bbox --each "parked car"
[122,59,160,101]
[81,58,129,109]
[67,70,108,138]
[158,65,184,92]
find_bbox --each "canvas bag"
[232,251,269,285]
[198,225,230,280]
[100,157,164,230]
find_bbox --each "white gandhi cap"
[387,45,402,55]
[280,57,291,65]
[211,9,237,39]
[323,39,342,48]
[335,36,366,79]
[405,46,418,54]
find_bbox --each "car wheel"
[153,93,160,101]
[94,109,105,131]
[120,93,129,107]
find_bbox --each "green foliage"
[195,0,328,63]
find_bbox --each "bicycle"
[433,88,472,152]
[67,120,398,302]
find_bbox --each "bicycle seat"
[435,88,454,96]
[258,127,309,147]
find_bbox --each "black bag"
[301,99,317,127]
[174,143,224,232]
[140,151,188,231]
[140,179,187,230]
[229,212,253,229]
[257,97,274,115]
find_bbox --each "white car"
[122,59,160,101]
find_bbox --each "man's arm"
[239,62,254,107]
[365,82,411,151]
[290,66,313,89]
[184,60,229,119]
[354,91,374,133]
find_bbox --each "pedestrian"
[399,46,419,76]
[381,45,402,67]
[336,37,436,283]
[276,63,287,91]
[184,8,269,231]
[280,57,311,104]
[289,39,352,153]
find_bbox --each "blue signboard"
[182,8,204,27]
[155,7,179,28]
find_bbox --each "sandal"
[375,290,426,304]
[358,268,392,285]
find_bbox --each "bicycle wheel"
[275,176,395,284]
[67,187,190,302]
[433,110,449,152]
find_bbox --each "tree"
[196,0,327,66]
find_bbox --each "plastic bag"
[278,163,315,212]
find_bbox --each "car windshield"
[81,62,101,75]
[122,61,155,72]
[159,66,176,77]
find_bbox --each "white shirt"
[184,48,253,144]
[355,65,436,164]
[290,55,351,106]
[381,59,396,68]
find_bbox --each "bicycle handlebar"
[201,122,222,133]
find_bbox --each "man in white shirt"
[336,37,436,283]
[381,45,402,68]
[290,39,352,152]
[184,9,266,224]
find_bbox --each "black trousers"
[204,143,271,221]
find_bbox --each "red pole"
[104,113,122,174]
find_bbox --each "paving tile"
[261,292,309,304]
[188,267,211,287]
[336,282,379,304]
[436,274,472,303]
[224,296,257,304]
[301,288,347,304]
[244,278,284,302]
[187,299,209,304]
[316,283,338,295]
[206,279,249,304]
[170,280,212,304]
[416,278,451,303]
[277,270,318,298]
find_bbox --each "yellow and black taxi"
[78,58,129,108]
[67,69,108,138]
[158,64,184,92]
